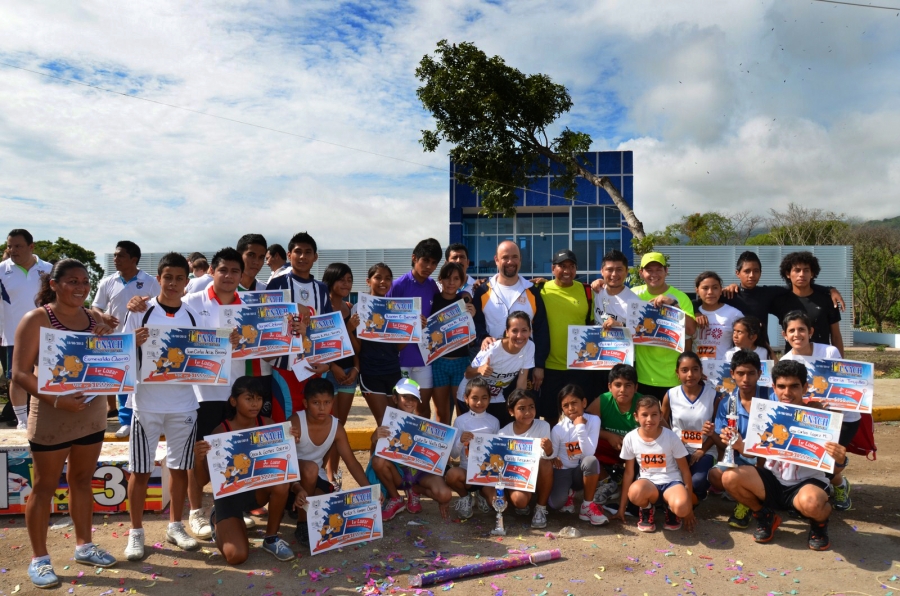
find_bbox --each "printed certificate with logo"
[238,290,290,305]
[418,299,475,365]
[702,359,775,392]
[356,295,422,343]
[465,433,542,492]
[220,303,302,360]
[627,301,687,352]
[566,326,634,370]
[205,422,300,498]
[300,311,355,365]
[306,485,382,555]
[373,407,458,475]
[38,329,136,396]
[744,398,844,473]
[139,326,232,385]
[795,358,874,413]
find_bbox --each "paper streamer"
[408,549,561,587]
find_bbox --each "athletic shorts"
[359,372,402,396]
[29,429,104,452]
[401,366,433,389]
[3,345,12,380]
[431,357,468,388]
[214,490,261,523]
[651,480,685,503]
[756,466,828,512]
[197,401,229,440]
[130,410,198,473]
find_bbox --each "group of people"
[0,227,859,589]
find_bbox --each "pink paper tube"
[408,549,562,587]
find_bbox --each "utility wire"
[810,0,900,10]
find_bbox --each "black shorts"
[757,466,828,512]
[214,490,262,523]
[359,372,402,396]
[29,429,105,452]
[197,401,229,440]
[315,477,335,495]
[838,418,861,448]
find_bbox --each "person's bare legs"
[416,388,434,419]
[326,392,354,482]
[66,442,104,546]
[27,449,70,557]
[363,392,388,426]
[431,386,452,425]
[168,469,188,523]
[128,473,152,529]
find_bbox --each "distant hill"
[866,215,900,229]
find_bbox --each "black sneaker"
[663,506,681,530]
[294,521,310,548]
[808,520,831,551]
[752,508,781,543]
[637,506,655,532]
[728,503,751,529]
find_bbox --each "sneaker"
[382,496,405,521]
[294,521,310,548]
[515,506,531,516]
[250,506,267,516]
[579,501,610,526]
[124,529,145,561]
[28,559,60,589]
[663,507,682,530]
[262,537,295,561]
[74,544,117,568]
[115,425,131,438]
[531,505,548,529]
[407,491,422,514]
[243,514,256,529]
[473,491,491,514]
[16,421,27,431]
[728,503,751,529]
[807,520,831,551]
[189,509,212,540]
[560,490,575,513]
[637,507,655,532]
[454,495,474,520]
[208,507,217,543]
[166,522,199,550]
[752,508,781,543]
[333,469,343,492]
[593,478,620,504]
[833,478,851,511]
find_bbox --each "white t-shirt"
[620,427,689,484]
[0,257,53,345]
[484,275,534,339]
[499,419,555,459]
[593,286,639,327]
[551,413,601,469]
[451,410,500,469]
[725,346,769,362]
[183,287,244,402]
[123,298,200,413]
[666,382,718,455]
[781,345,859,423]
[266,264,290,284]
[185,274,213,295]
[693,305,742,360]
[457,340,535,404]
[764,457,827,487]
[92,270,161,332]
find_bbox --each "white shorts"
[130,410,198,473]
[401,366,433,390]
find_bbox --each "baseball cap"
[393,378,422,400]
[640,252,668,268]
[552,249,577,266]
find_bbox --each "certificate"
[205,422,300,498]
[627,301,687,352]
[465,433,542,492]
[301,311,354,365]
[38,329,136,395]
[566,326,633,369]
[238,290,290,305]
[418,299,475,365]
[703,359,775,392]
[139,326,232,385]
[356,295,422,343]
[306,485,382,555]
[220,303,302,360]
[373,407,458,475]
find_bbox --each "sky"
[2,0,899,259]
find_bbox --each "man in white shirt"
[1,229,53,429]
[92,241,161,437]
[265,244,290,283]
[444,243,476,296]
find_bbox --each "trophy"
[720,392,739,468]
[490,482,508,536]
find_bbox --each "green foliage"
[848,225,900,333]
[876,344,887,352]
[1,237,105,300]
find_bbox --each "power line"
[809,0,900,10]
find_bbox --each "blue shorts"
[652,480,685,503]
[324,367,358,394]
[431,357,468,388]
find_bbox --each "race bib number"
[681,430,703,448]
[565,441,582,460]
[696,345,717,359]
[639,453,667,470]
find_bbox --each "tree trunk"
[576,165,645,240]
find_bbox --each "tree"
[755,203,850,246]
[0,237,105,300]
[637,210,764,251]
[415,40,645,240]
[847,225,900,333]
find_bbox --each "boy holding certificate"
[720,359,845,551]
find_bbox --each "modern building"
[449,150,634,282]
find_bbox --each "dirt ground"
[1,425,899,596]
[850,350,900,378]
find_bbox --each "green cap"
[640,252,668,268]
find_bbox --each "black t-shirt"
[429,293,474,359]
[772,288,840,349]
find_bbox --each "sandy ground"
[1,424,899,596]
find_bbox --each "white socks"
[13,405,27,426]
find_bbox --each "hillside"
[867,215,900,229]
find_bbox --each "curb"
[873,406,900,423]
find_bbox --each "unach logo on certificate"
[87,337,124,351]
[250,427,286,445]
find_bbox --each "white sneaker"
[579,501,610,526]
[473,492,491,514]
[115,425,131,438]
[124,529,145,561]
[593,478,620,504]
[560,489,575,513]
[243,515,256,529]
[531,505,548,529]
[16,422,27,431]
[454,494,473,519]
[188,510,212,540]
[166,522,199,550]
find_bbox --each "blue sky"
[1,0,899,259]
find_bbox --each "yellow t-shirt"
[541,281,590,371]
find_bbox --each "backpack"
[846,413,877,460]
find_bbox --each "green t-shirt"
[541,280,590,371]
[598,391,641,436]
[631,284,695,388]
